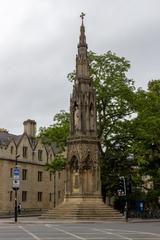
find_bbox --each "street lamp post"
[14,185,18,222]
[13,154,20,223]
[54,174,56,208]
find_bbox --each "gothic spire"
[78,12,87,48]
[76,12,90,83]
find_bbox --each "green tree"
[38,110,70,150]
[45,154,66,173]
[39,110,69,187]
[45,153,66,207]
[133,80,160,196]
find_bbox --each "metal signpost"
[12,156,20,223]
[117,176,126,197]
[117,176,128,222]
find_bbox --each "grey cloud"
[0,0,160,133]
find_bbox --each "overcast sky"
[0,0,160,134]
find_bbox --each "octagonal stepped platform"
[40,197,124,221]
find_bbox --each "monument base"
[40,195,124,221]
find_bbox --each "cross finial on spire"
[78,12,87,48]
[80,12,85,23]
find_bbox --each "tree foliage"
[38,110,70,149]
[45,154,66,174]
[38,111,69,174]
[133,80,160,193]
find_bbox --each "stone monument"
[65,12,101,201]
[41,14,123,220]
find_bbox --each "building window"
[38,192,42,201]
[31,151,35,161]
[50,154,52,160]
[9,191,13,201]
[10,168,12,178]
[23,146,28,158]
[49,193,52,202]
[38,150,43,161]
[58,191,61,199]
[22,169,27,180]
[38,171,43,182]
[22,191,27,202]
[10,146,13,154]
[49,172,52,181]
[58,172,61,179]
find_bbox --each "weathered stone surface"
[41,15,123,221]
[41,196,124,220]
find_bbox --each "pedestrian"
[18,203,22,214]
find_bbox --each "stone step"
[40,197,124,221]
[41,216,124,220]
[44,213,121,216]
[42,211,121,215]
[42,215,123,219]
[46,207,121,211]
[52,206,119,210]
[44,212,121,216]
[42,211,122,215]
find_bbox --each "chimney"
[23,119,36,138]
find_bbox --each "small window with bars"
[10,168,12,178]
[38,192,42,201]
[10,146,14,154]
[49,193,52,202]
[38,171,43,182]
[49,172,52,181]
[22,169,27,180]
[38,150,43,161]
[22,191,27,202]
[23,146,28,158]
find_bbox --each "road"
[0,219,160,239]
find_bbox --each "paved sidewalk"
[0,216,160,224]
[0,217,119,224]
[0,216,61,224]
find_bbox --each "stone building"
[0,119,65,214]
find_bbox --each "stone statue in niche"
[70,156,80,193]
[74,171,79,187]
[74,104,80,130]
[73,170,80,193]
[90,103,94,130]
